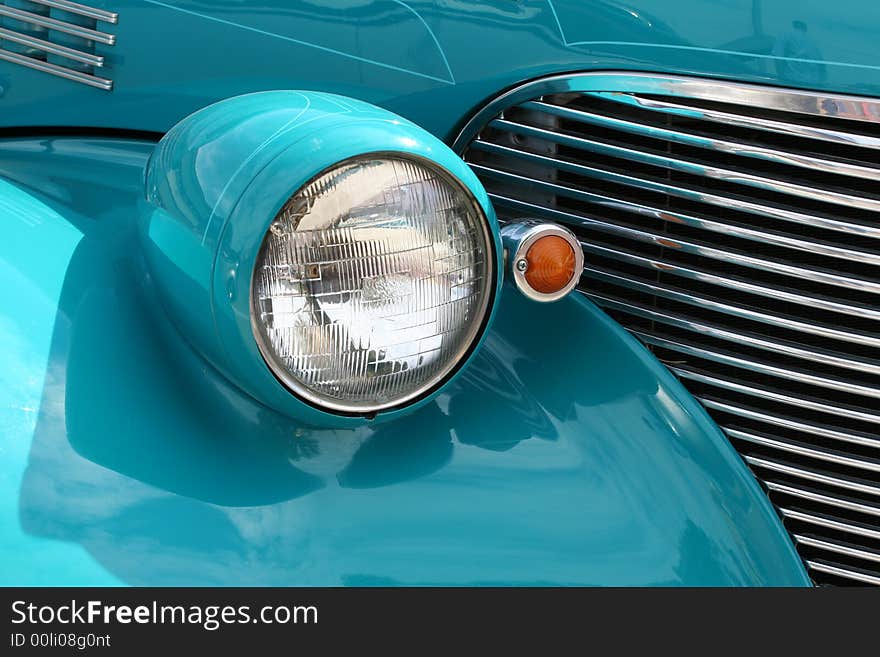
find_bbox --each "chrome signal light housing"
[501,221,584,302]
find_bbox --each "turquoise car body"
[5,0,869,585]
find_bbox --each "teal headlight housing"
[141,91,503,427]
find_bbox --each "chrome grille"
[456,73,880,586]
[0,0,117,90]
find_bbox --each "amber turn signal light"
[501,221,584,302]
[524,235,577,294]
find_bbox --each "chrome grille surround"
[454,73,880,586]
[0,0,117,90]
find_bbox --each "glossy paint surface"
[0,137,809,585]
[0,1,879,141]
[143,91,503,426]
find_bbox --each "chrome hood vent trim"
[0,0,117,90]
[455,73,880,586]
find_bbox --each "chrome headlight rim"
[248,150,498,417]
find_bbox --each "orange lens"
[524,235,577,294]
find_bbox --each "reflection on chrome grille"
[0,0,117,90]
[456,73,880,586]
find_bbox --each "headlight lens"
[251,155,493,414]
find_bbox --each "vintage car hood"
[0,0,878,140]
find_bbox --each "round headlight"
[250,154,494,414]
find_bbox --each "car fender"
[0,135,809,586]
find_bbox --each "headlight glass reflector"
[251,155,493,413]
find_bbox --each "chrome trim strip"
[744,455,880,499]
[523,99,880,181]
[583,268,880,349]
[590,293,880,375]
[490,118,880,214]
[577,241,880,322]
[583,92,880,149]
[0,49,111,90]
[453,72,880,150]
[781,508,880,541]
[769,482,880,519]
[634,332,880,400]
[795,537,880,565]
[470,140,880,239]
[0,5,115,45]
[672,368,880,425]
[474,161,880,265]
[490,193,880,295]
[806,561,880,586]
[727,428,880,474]
[700,397,880,450]
[27,0,118,24]
[0,26,103,66]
